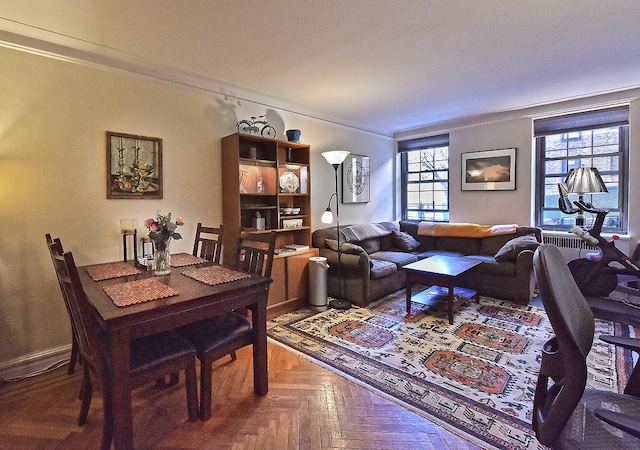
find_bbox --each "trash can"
[309,256,329,311]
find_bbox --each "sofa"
[311,220,542,307]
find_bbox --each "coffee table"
[404,255,481,324]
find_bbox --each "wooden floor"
[0,343,481,449]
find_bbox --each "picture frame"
[107,131,163,199]
[461,148,516,191]
[342,154,370,203]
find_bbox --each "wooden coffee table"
[404,255,481,324]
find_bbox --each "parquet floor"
[0,343,481,449]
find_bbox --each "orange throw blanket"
[417,222,517,238]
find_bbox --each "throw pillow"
[325,239,367,255]
[494,235,540,262]
[392,230,421,251]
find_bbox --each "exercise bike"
[557,183,640,323]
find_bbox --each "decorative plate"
[279,171,300,193]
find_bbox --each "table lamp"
[565,167,608,227]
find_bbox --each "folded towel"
[417,222,517,238]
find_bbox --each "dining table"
[78,253,272,449]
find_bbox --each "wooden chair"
[45,234,80,375]
[177,229,276,420]
[48,240,199,449]
[192,223,224,263]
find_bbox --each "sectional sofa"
[311,220,542,307]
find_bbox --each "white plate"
[279,172,300,193]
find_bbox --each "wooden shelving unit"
[221,133,317,316]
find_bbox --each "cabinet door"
[286,250,316,303]
[267,257,287,308]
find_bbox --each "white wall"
[0,46,393,374]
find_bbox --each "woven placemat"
[103,278,179,307]
[182,265,250,286]
[170,253,208,267]
[85,261,142,281]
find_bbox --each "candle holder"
[120,219,138,262]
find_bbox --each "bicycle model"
[558,182,640,297]
[236,115,276,139]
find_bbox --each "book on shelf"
[283,244,309,251]
[274,247,296,255]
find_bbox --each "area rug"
[267,289,633,450]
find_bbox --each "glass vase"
[153,241,171,275]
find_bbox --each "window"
[535,106,629,232]
[398,134,449,221]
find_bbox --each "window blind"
[534,105,629,137]
[398,133,449,152]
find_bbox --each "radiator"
[542,232,630,263]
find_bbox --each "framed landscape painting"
[461,148,516,191]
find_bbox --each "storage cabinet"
[221,133,316,316]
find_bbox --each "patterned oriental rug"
[267,289,633,450]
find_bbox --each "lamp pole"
[321,151,350,309]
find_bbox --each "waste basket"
[309,256,329,311]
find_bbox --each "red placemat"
[170,253,208,267]
[182,265,250,286]
[85,261,142,281]
[103,278,179,307]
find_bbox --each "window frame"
[534,108,629,233]
[398,134,450,222]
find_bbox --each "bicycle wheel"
[236,120,252,134]
[568,258,618,297]
[261,125,276,139]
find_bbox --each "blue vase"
[286,129,301,142]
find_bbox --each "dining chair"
[48,240,199,449]
[532,244,640,448]
[177,229,276,420]
[192,223,224,263]
[45,234,81,375]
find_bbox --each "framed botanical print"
[107,131,163,199]
[342,154,370,203]
[461,148,516,191]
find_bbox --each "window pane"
[536,123,627,233]
[401,142,449,221]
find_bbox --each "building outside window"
[535,106,629,233]
[398,134,449,222]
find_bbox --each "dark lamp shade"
[565,167,608,195]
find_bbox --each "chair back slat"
[235,230,276,278]
[193,223,224,264]
[49,242,108,382]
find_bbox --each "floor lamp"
[321,150,351,310]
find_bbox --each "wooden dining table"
[78,254,272,449]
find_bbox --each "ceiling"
[2,1,640,137]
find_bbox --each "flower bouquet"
[144,211,184,275]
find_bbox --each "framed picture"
[461,148,516,191]
[107,131,163,199]
[342,154,370,203]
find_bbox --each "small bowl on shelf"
[281,208,294,215]
[290,207,301,215]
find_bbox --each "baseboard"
[0,345,71,381]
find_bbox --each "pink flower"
[176,217,185,226]
[144,218,157,231]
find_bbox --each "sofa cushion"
[392,230,421,251]
[370,251,418,267]
[494,235,540,262]
[435,236,481,255]
[379,233,395,251]
[370,260,397,279]
[340,223,392,242]
[359,238,381,254]
[325,239,366,255]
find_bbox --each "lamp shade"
[321,151,350,165]
[321,208,334,224]
[565,167,608,195]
